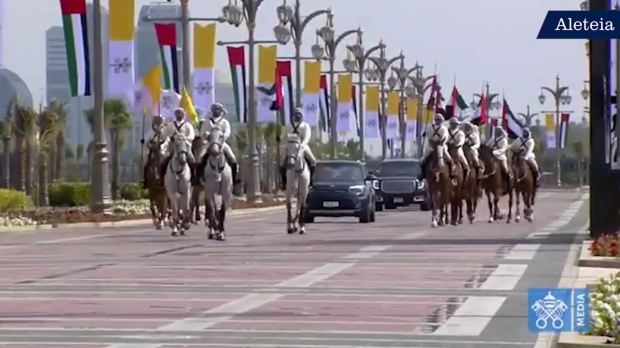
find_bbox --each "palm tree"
[14,104,37,194]
[84,99,133,199]
[37,108,59,206]
[47,100,68,181]
[0,116,12,188]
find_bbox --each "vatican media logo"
[528,288,589,332]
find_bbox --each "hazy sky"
[4,0,587,122]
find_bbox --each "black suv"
[373,159,430,211]
[305,160,376,223]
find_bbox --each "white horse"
[283,134,310,235]
[163,136,193,236]
[200,127,232,241]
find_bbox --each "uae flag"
[276,61,294,126]
[502,99,524,139]
[155,23,180,93]
[559,113,570,149]
[319,75,330,133]
[471,92,488,126]
[447,86,468,118]
[227,46,247,123]
[59,0,91,96]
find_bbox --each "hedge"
[0,189,34,212]
[49,182,91,207]
[120,183,148,201]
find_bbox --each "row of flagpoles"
[59,0,571,150]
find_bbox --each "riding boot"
[230,162,240,185]
[280,167,287,191]
[142,166,148,189]
[309,165,315,186]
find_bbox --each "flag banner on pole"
[336,74,352,133]
[559,113,570,149]
[60,0,91,96]
[502,99,524,139]
[406,97,418,142]
[180,87,198,125]
[227,46,247,123]
[319,74,330,133]
[193,23,216,115]
[302,61,320,127]
[447,86,468,118]
[423,106,433,129]
[427,76,437,111]
[387,91,400,139]
[132,64,161,115]
[160,89,181,120]
[352,85,359,137]
[107,0,134,99]
[256,45,277,123]
[277,60,294,126]
[365,86,380,139]
[471,92,487,125]
[545,113,556,149]
[155,23,180,93]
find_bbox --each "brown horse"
[189,136,207,224]
[422,144,452,227]
[511,149,536,222]
[478,144,513,223]
[144,139,168,230]
[462,144,480,223]
[447,145,465,225]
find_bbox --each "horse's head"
[478,145,496,172]
[285,134,303,171]
[172,136,189,167]
[206,127,224,157]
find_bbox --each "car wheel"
[359,203,372,223]
[385,201,396,209]
[370,208,376,222]
[375,202,384,211]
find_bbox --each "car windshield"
[314,163,364,182]
[378,161,421,177]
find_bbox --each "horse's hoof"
[287,228,295,234]
[431,222,438,228]
[488,218,494,223]
[299,228,306,235]
[208,233,215,240]
[171,231,177,237]
[515,216,521,223]
[217,233,225,241]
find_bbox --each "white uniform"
[161,119,195,163]
[486,131,510,176]
[463,124,482,168]
[422,122,450,166]
[510,137,540,174]
[281,121,316,167]
[143,128,164,158]
[447,126,469,171]
[198,116,237,163]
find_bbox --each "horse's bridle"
[286,141,305,173]
[207,133,226,173]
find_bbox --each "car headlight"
[417,179,426,190]
[372,180,380,190]
[349,185,366,196]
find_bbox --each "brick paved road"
[0,190,588,348]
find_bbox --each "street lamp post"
[392,60,421,158]
[343,34,384,161]
[368,47,404,159]
[273,0,331,107]
[472,83,501,139]
[220,0,266,203]
[517,105,538,128]
[91,0,111,213]
[539,74,573,187]
[313,13,360,159]
[406,64,434,157]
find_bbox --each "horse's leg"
[493,192,501,222]
[206,192,216,239]
[217,200,226,241]
[430,190,439,228]
[515,187,521,223]
[486,190,494,223]
[286,197,294,234]
[506,184,513,224]
[180,184,191,235]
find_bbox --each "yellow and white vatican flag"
[192,23,216,115]
[365,86,380,139]
[545,113,556,149]
[386,91,400,139]
[406,97,418,142]
[132,65,161,115]
[160,89,181,120]
[256,45,277,123]
[302,61,321,127]
[107,0,134,98]
[336,74,353,133]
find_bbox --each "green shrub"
[49,182,91,207]
[0,189,33,212]
[120,183,148,201]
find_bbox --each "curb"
[0,204,285,232]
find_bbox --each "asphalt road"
[0,190,588,348]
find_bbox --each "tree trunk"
[111,131,120,200]
[38,150,49,207]
[24,138,32,195]
[16,135,25,192]
[1,139,9,188]
[55,133,64,181]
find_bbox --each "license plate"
[394,197,404,203]
[323,201,339,208]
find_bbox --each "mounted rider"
[161,107,196,167]
[280,107,317,190]
[419,113,455,180]
[461,120,484,178]
[486,127,512,181]
[447,116,470,179]
[510,128,541,187]
[197,102,241,184]
[142,115,165,188]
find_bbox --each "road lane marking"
[504,244,540,260]
[341,245,391,259]
[479,264,528,290]
[433,296,506,336]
